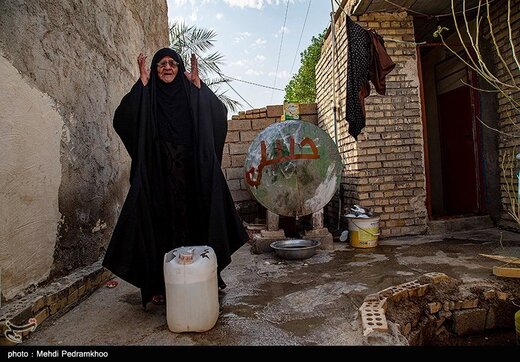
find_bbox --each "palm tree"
[169,22,241,112]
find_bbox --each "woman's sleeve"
[113,80,144,159]
[200,82,228,163]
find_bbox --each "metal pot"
[270,239,321,260]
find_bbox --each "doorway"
[419,45,485,218]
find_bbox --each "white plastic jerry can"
[163,246,219,333]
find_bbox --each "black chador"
[103,48,248,307]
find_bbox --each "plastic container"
[346,215,380,248]
[163,246,219,333]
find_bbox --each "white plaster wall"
[0,0,168,301]
[0,53,63,300]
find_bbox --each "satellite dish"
[244,120,343,217]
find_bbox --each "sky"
[166,0,334,112]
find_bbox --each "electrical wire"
[289,0,312,76]
[271,0,290,102]
[223,74,285,91]
[193,52,255,108]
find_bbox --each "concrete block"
[260,230,286,238]
[359,306,388,336]
[422,272,449,283]
[250,238,274,254]
[452,308,487,335]
[361,298,387,311]
[250,230,286,254]
[303,228,334,250]
[364,293,381,302]
[417,284,429,296]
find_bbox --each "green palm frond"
[214,90,241,113]
[169,21,242,111]
[204,76,230,87]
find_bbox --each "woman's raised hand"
[184,53,201,89]
[137,53,150,86]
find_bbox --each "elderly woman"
[103,48,248,308]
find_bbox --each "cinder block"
[452,308,487,335]
[422,272,449,283]
[359,306,388,336]
[417,284,429,296]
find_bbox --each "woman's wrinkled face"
[157,56,179,83]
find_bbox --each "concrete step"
[427,215,494,234]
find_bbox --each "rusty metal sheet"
[244,120,343,217]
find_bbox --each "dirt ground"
[385,276,520,345]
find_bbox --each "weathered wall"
[0,0,168,301]
[0,51,62,301]
[316,11,427,238]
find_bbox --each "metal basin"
[270,239,321,260]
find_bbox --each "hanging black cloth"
[103,48,249,308]
[346,16,395,140]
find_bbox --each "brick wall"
[223,104,319,222]
[316,10,427,238]
[487,0,520,229]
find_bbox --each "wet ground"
[23,227,520,346]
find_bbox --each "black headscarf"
[149,48,193,145]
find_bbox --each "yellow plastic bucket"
[347,216,380,248]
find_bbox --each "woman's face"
[157,56,179,83]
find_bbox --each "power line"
[223,74,285,91]
[270,0,290,102]
[290,0,312,76]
